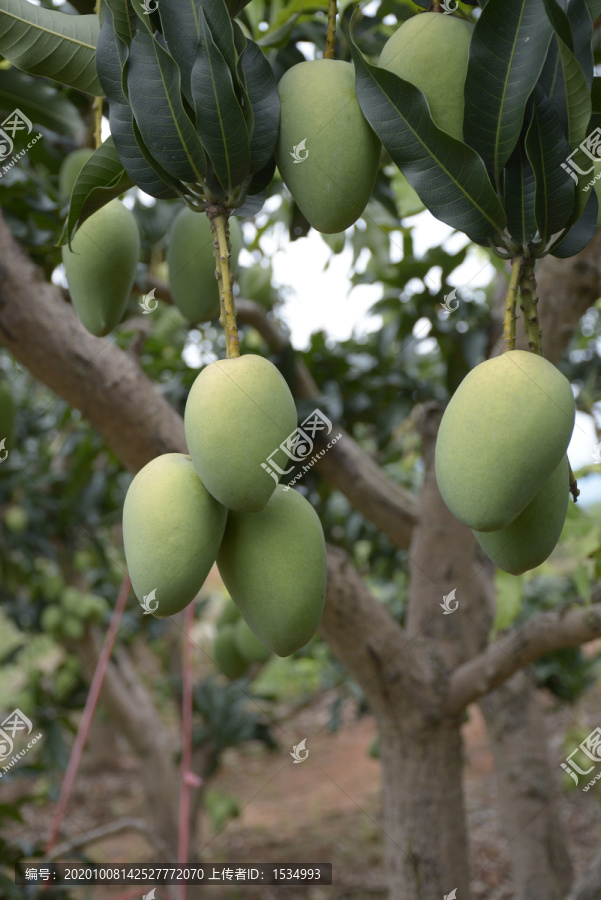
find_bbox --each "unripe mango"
[59,148,94,200]
[212,624,250,680]
[0,379,16,459]
[237,263,275,309]
[435,350,575,531]
[123,453,227,617]
[217,596,241,628]
[62,200,140,336]
[217,486,327,657]
[234,616,271,664]
[379,13,472,141]
[184,354,297,512]
[167,208,242,323]
[275,60,381,234]
[473,455,569,575]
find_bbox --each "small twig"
[568,459,580,503]
[47,817,172,861]
[503,257,523,352]
[324,0,337,59]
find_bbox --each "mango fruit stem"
[568,459,580,503]
[503,256,523,353]
[207,207,239,359]
[324,0,337,59]
[518,258,542,356]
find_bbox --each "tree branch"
[47,817,172,861]
[447,602,601,714]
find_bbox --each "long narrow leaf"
[127,29,207,182]
[190,8,250,194]
[525,87,575,239]
[109,99,180,199]
[504,137,537,246]
[550,184,597,256]
[0,0,101,95]
[95,3,129,104]
[350,40,506,246]
[239,37,280,174]
[538,34,591,147]
[568,0,594,88]
[62,136,134,243]
[463,0,553,176]
[0,68,84,135]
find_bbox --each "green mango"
[217,486,327,657]
[184,354,297,512]
[217,596,241,628]
[473,456,569,575]
[234,616,271,664]
[212,625,250,680]
[275,60,381,234]
[379,13,472,141]
[435,350,575,531]
[0,379,16,459]
[62,200,140,337]
[167,208,242,323]
[123,453,227,617]
[59,148,94,200]
[237,263,275,309]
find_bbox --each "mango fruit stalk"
[275,59,381,234]
[167,207,242,323]
[217,486,327,657]
[435,350,575,532]
[62,199,140,337]
[184,354,297,512]
[123,453,227,617]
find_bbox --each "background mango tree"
[1,0,601,898]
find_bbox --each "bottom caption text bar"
[17,863,332,885]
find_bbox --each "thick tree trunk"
[479,671,574,899]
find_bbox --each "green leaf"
[550,184,597,256]
[504,137,537,245]
[126,29,207,183]
[463,0,553,176]
[567,0,594,88]
[542,0,573,48]
[159,0,239,104]
[61,136,133,243]
[95,1,130,104]
[190,8,250,195]
[0,0,102,95]
[525,87,575,239]
[584,0,601,20]
[0,68,84,135]
[538,34,591,148]
[239,37,280,174]
[350,40,506,246]
[104,0,137,48]
[108,99,180,199]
